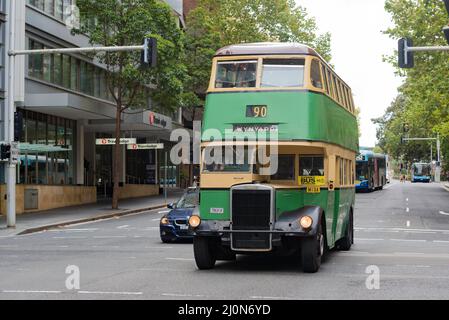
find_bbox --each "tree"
[76,0,186,209]
[183,0,332,107]
[378,0,449,169]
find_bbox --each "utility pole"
[5,0,17,227]
[4,11,156,227]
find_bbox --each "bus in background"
[356,150,387,192]
[190,42,359,273]
[411,163,431,183]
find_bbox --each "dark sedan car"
[159,188,199,243]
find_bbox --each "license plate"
[307,186,321,194]
[180,225,188,230]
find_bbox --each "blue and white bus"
[356,150,387,192]
[411,163,431,183]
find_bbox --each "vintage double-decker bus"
[188,43,359,273]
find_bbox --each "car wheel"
[193,236,217,270]
[161,237,172,244]
[337,210,353,251]
[301,222,324,273]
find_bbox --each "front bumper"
[160,224,194,239]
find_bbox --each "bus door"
[374,158,379,188]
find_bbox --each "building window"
[17,109,75,186]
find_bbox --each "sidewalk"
[0,188,184,237]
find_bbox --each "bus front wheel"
[301,223,324,273]
[337,210,354,251]
[193,236,217,270]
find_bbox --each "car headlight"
[160,217,169,225]
[299,216,313,230]
[188,215,201,228]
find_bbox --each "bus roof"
[214,42,320,58]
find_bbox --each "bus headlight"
[299,216,313,230]
[188,215,201,228]
[160,217,169,225]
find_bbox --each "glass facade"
[27,38,113,101]
[27,0,73,22]
[126,141,157,185]
[17,109,75,185]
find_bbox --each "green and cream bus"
[188,43,359,273]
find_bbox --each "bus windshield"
[215,61,257,88]
[261,59,305,88]
[356,161,368,180]
[413,164,431,176]
[203,146,252,173]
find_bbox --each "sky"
[297,0,404,147]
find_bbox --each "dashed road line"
[2,290,61,294]
[78,290,142,295]
[390,239,426,243]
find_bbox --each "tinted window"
[261,59,305,88]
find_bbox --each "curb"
[16,203,168,236]
[442,184,449,192]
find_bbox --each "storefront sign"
[127,143,164,150]
[143,111,172,130]
[96,138,136,145]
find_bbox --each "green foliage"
[183,0,333,107]
[76,0,186,111]
[376,0,449,169]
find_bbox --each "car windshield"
[176,191,198,209]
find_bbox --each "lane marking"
[356,227,449,233]
[406,207,410,213]
[354,238,384,241]
[78,291,142,295]
[49,228,98,232]
[406,221,410,228]
[404,231,435,234]
[250,296,295,300]
[52,236,86,239]
[162,293,204,297]
[117,225,129,229]
[439,211,449,216]
[390,239,426,243]
[2,290,61,294]
[158,210,170,214]
[406,198,409,202]
[433,240,449,244]
[166,257,194,261]
[152,218,161,221]
[92,235,127,239]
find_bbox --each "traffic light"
[398,38,414,68]
[141,37,157,68]
[14,111,23,142]
[1,144,11,161]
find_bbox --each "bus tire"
[337,210,353,251]
[301,222,324,273]
[193,236,217,270]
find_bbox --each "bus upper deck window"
[299,156,324,176]
[261,59,305,88]
[215,61,257,88]
[310,60,323,89]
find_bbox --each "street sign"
[10,142,19,164]
[127,143,164,150]
[95,138,136,145]
[398,38,414,68]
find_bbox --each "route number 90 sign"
[246,105,268,118]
